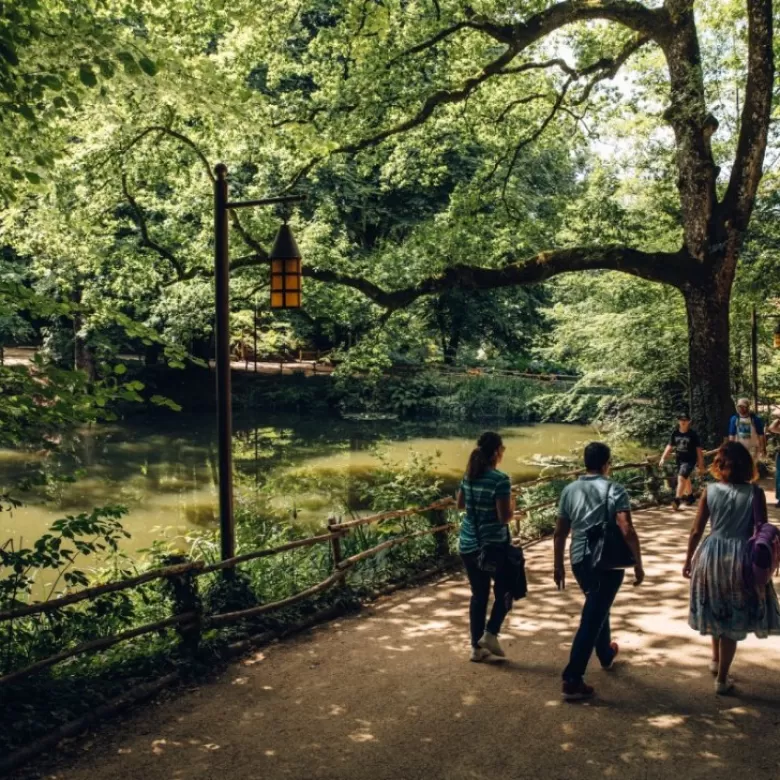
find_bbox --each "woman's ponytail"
[465,431,503,481]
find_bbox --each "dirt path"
[40,505,780,780]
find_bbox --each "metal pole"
[752,306,759,414]
[253,301,258,373]
[214,163,235,561]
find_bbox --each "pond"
[0,415,641,562]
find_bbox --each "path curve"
[39,505,780,780]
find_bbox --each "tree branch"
[288,2,662,187]
[387,21,477,64]
[722,0,774,231]
[571,34,651,104]
[301,246,692,311]
[494,93,549,123]
[120,174,186,281]
[512,0,663,40]
[121,126,215,183]
[500,79,573,210]
[335,44,522,157]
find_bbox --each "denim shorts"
[677,462,695,478]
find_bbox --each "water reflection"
[0,416,617,560]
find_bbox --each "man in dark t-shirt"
[659,412,706,510]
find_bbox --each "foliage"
[0,505,130,610]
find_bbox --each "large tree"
[4,0,774,445]
[271,0,774,445]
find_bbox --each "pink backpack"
[744,486,780,590]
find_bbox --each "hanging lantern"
[269,222,302,310]
[773,320,780,349]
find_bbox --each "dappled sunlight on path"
[44,505,780,780]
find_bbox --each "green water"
[0,416,635,559]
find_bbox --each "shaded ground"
[37,502,780,780]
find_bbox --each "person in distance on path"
[659,412,706,510]
[729,398,766,463]
[553,442,645,701]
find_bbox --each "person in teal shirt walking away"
[457,432,514,662]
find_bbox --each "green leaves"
[0,39,19,67]
[78,64,98,88]
[41,74,62,91]
[151,395,182,412]
[139,56,158,76]
[17,104,34,122]
[96,58,115,78]
[116,51,140,75]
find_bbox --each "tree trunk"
[684,281,732,448]
[443,330,461,366]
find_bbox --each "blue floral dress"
[689,482,780,640]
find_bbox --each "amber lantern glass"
[773,320,780,349]
[269,223,302,310]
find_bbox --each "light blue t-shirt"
[558,475,631,565]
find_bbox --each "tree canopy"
[2,0,780,442]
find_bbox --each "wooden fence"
[0,454,692,689]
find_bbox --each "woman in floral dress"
[684,442,780,694]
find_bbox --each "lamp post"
[213,163,304,561]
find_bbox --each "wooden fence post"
[162,555,202,656]
[329,515,343,570]
[428,509,450,559]
[644,461,661,504]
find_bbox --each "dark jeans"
[562,562,624,683]
[462,552,513,648]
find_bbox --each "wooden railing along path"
[0,449,725,774]
[0,452,696,691]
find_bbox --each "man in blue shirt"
[553,442,645,701]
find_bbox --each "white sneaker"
[715,677,735,695]
[709,661,718,675]
[470,647,491,663]
[478,631,505,657]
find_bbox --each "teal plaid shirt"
[458,469,511,555]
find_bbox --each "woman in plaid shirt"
[457,432,515,662]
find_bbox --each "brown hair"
[465,431,503,481]
[710,441,757,484]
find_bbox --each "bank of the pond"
[0,416,639,587]
[134,363,585,423]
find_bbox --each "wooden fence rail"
[0,612,198,688]
[0,560,204,623]
[0,454,683,687]
[200,532,340,575]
